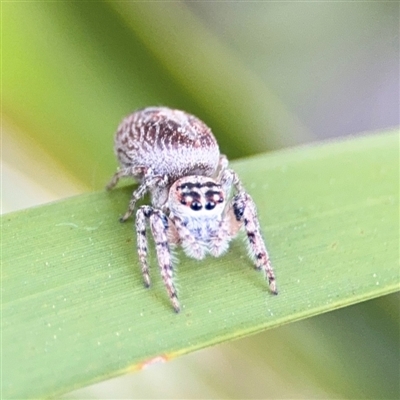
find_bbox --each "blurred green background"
[2,1,399,398]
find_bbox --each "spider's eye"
[190,201,202,211]
[205,201,216,210]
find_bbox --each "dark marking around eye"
[180,191,201,207]
[178,182,202,190]
[205,190,224,207]
[205,190,221,198]
[190,201,202,211]
[204,181,219,188]
[189,191,201,199]
[205,201,216,210]
[178,181,220,191]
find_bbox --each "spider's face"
[169,176,226,219]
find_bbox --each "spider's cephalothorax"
[107,107,277,312]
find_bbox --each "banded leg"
[135,207,151,288]
[216,154,229,180]
[219,169,244,198]
[121,174,168,222]
[136,206,180,312]
[232,192,277,295]
[106,166,145,191]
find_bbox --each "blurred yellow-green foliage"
[3,1,399,398]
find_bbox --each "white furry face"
[168,176,226,219]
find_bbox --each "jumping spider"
[107,107,277,312]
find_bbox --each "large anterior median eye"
[205,201,216,210]
[190,201,202,211]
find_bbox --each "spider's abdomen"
[114,107,220,181]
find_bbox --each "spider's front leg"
[232,192,278,295]
[136,206,180,312]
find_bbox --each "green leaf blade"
[2,130,399,398]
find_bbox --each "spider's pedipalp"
[171,216,206,260]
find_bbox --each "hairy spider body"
[107,107,220,216]
[107,107,277,312]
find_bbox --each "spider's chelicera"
[107,107,277,312]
